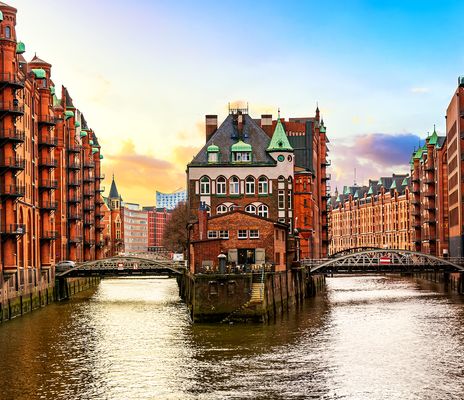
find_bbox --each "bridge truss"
[57,256,185,278]
[302,249,464,274]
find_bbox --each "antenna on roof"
[354,168,357,186]
[278,107,280,119]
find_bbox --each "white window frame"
[200,176,210,194]
[207,230,218,239]
[258,176,268,194]
[245,176,255,195]
[245,204,257,214]
[216,204,228,214]
[229,176,240,194]
[219,230,229,239]
[258,204,269,218]
[216,176,226,195]
[278,190,285,209]
[249,230,259,239]
[238,230,247,239]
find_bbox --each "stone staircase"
[250,282,264,303]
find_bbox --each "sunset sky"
[11,0,464,204]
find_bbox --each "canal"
[1,275,463,399]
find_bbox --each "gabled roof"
[267,118,293,152]
[189,114,275,166]
[29,54,51,67]
[63,86,74,108]
[109,175,120,199]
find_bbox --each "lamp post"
[218,253,227,274]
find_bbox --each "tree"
[162,202,190,253]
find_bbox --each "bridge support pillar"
[458,273,464,294]
[443,272,450,290]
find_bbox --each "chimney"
[205,115,218,143]
[198,202,208,240]
[261,114,273,137]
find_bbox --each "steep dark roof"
[109,176,120,199]
[189,114,275,166]
[81,114,89,130]
[63,86,74,108]
[29,54,51,67]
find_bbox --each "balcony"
[67,178,81,187]
[40,201,58,211]
[411,199,420,205]
[83,203,95,211]
[0,129,25,144]
[83,160,95,168]
[424,164,434,172]
[96,221,105,230]
[321,173,331,181]
[38,157,57,168]
[96,173,105,180]
[67,144,82,153]
[67,161,81,170]
[0,184,25,198]
[84,217,94,226]
[95,211,104,219]
[0,73,25,89]
[424,190,435,198]
[96,185,105,193]
[68,196,81,204]
[0,157,25,172]
[96,240,105,248]
[321,160,331,167]
[425,219,437,225]
[0,100,24,117]
[40,231,57,241]
[68,213,82,220]
[37,115,57,126]
[411,175,419,183]
[411,210,420,216]
[1,224,26,236]
[413,222,421,229]
[424,178,435,184]
[83,188,95,197]
[38,134,58,147]
[84,239,95,247]
[69,236,82,244]
[83,175,95,183]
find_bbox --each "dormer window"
[207,143,219,163]
[232,152,251,162]
[230,140,252,163]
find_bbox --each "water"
[1,275,464,400]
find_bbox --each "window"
[288,190,292,209]
[245,204,256,214]
[5,26,11,39]
[233,152,251,162]
[249,230,259,239]
[219,230,229,239]
[200,176,210,194]
[208,152,218,163]
[207,231,218,239]
[229,176,240,194]
[258,204,269,218]
[278,190,285,209]
[216,176,226,195]
[238,230,247,239]
[217,204,228,214]
[245,176,255,194]
[258,176,268,194]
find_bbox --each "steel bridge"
[302,249,464,274]
[56,256,185,278]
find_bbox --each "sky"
[10,0,464,203]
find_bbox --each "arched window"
[245,176,255,195]
[200,176,210,194]
[258,176,268,194]
[217,204,228,214]
[5,26,11,39]
[229,176,240,194]
[216,176,226,195]
[278,175,285,182]
[257,204,269,218]
[245,204,257,214]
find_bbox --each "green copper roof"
[16,41,25,54]
[99,154,103,160]
[0,11,3,22]
[75,121,80,128]
[336,195,341,202]
[92,147,99,154]
[207,143,219,152]
[89,140,94,145]
[402,177,409,186]
[52,95,61,107]
[231,140,252,152]
[80,131,87,138]
[413,147,425,160]
[31,68,46,79]
[50,86,55,96]
[390,180,397,190]
[64,110,74,120]
[368,186,374,195]
[429,126,438,146]
[354,190,359,199]
[343,186,350,195]
[267,118,293,152]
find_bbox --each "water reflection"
[0,276,463,399]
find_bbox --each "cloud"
[329,132,420,190]
[103,140,184,206]
[411,87,430,94]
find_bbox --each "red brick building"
[0,1,116,311]
[145,206,172,252]
[446,78,464,257]
[189,209,288,273]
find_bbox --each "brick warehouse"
[187,105,330,267]
[0,2,120,311]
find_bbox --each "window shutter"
[228,249,238,263]
[255,248,265,263]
